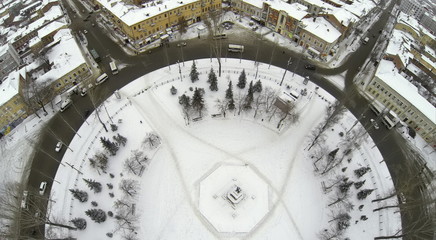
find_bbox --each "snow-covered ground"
[40,59,402,239]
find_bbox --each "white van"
[60,98,72,112]
[109,61,118,75]
[96,73,108,85]
[362,37,369,44]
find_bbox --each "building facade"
[298,17,341,57]
[0,70,28,134]
[95,0,221,48]
[399,0,425,20]
[365,60,436,145]
[0,43,21,81]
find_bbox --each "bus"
[109,61,118,75]
[382,110,399,129]
[90,49,101,62]
[369,100,385,116]
[96,73,108,85]
[228,44,244,53]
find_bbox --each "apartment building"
[298,17,341,57]
[94,0,221,48]
[0,69,28,134]
[399,0,425,20]
[7,5,64,52]
[365,60,435,145]
[34,29,91,96]
[0,43,21,81]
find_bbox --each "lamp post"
[280,57,292,86]
[177,60,182,81]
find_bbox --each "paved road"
[23,0,432,239]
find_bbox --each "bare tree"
[204,8,224,76]
[374,212,435,239]
[88,86,109,132]
[0,182,76,239]
[215,98,229,117]
[307,101,347,151]
[323,175,347,192]
[124,150,148,176]
[113,199,138,234]
[119,179,140,198]
[142,132,161,149]
[318,227,342,240]
[262,87,278,114]
[328,190,352,209]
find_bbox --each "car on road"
[305,64,316,70]
[84,29,88,34]
[80,87,87,96]
[177,42,187,47]
[55,142,62,152]
[21,190,28,209]
[39,182,47,195]
[370,118,379,129]
[399,192,406,204]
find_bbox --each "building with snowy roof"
[95,0,221,48]
[0,69,28,134]
[298,17,341,57]
[7,5,64,52]
[395,12,436,47]
[289,0,338,15]
[365,60,436,145]
[399,0,425,20]
[35,29,91,96]
[321,7,358,33]
[29,19,68,53]
[0,43,21,81]
[383,29,414,71]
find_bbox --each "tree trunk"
[372,193,397,202]
[373,204,398,212]
[374,233,406,239]
[46,221,77,230]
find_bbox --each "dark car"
[305,64,316,70]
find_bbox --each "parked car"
[305,64,316,70]
[39,182,47,195]
[55,142,62,152]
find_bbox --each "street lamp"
[280,57,292,86]
[177,60,182,81]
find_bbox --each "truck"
[90,49,101,62]
[382,110,399,129]
[362,37,369,45]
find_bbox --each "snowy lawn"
[44,59,400,239]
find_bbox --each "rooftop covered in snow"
[36,29,86,85]
[301,17,341,43]
[7,5,63,43]
[0,69,25,106]
[385,29,414,66]
[375,60,436,124]
[95,0,198,26]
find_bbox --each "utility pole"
[280,57,292,86]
